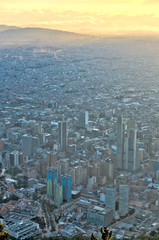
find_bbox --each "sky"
[0,0,159,35]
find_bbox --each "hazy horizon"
[1,0,159,35]
[1,24,159,38]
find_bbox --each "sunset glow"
[1,0,159,35]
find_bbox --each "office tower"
[79,111,89,127]
[22,135,33,157]
[32,136,40,151]
[9,151,24,167]
[61,159,69,174]
[107,161,114,179]
[105,188,116,218]
[74,165,83,184]
[116,115,125,169]
[10,151,20,167]
[82,166,88,182]
[58,121,68,151]
[74,166,80,184]
[31,122,42,136]
[55,184,63,207]
[70,168,76,185]
[61,174,71,202]
[22,134,40,157]
[126,120,140,172]
[47,167,58,199]
[146,138,152,157]
[119,184,129,216]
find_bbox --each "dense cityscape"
[0,28,159,239]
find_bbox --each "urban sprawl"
[0,43,159,239]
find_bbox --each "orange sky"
[0,0,159,35]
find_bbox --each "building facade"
[116,115,125,169]
[58,121,68,151]
[47,167,58,200]
[105,188,116,218]
[61,174,72,202]
[55,184,63,207]
[119,184,129,216]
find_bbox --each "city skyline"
[1,0,159,35]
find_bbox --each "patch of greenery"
[0,223,9,240]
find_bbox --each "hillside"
[0,25,92,46]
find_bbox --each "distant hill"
[0,25,20,32]
[0,25,93,46]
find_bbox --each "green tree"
[0,222,9,240]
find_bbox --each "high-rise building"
[119,184,129,216]
[61,174,71,202]
[79,111,89,127]
[58,121,68,151]
[147,138,152,157]
[116,116,125,169]
[9,151,24,167]
[22,134,40,157]
[105,188,116,218]
[125,120,140,172]
[55,184,63,207]
[61,159,69,174]
[31,122,43,136]
[74,165,83,184]
[117,117,140,172]
[82,166,88,182]
[47,152,57,166]
[22,135,33,157]
[32,136,40,151]
[47,167,58,199]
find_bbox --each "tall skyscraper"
[119,184,129,216]
[22,134,40,157]
[116,115,125,169]
[117,117,140,172]
[47,167,58,200]
[125,120,140,172]
[58,121,68,151]
[22,135,33,157]
[105,188,116,218]
[61,174,71,202]
[55,184,63,207]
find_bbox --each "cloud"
[0,8,159,34]
[143,0,159,4]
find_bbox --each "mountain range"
[0,25,93,46]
